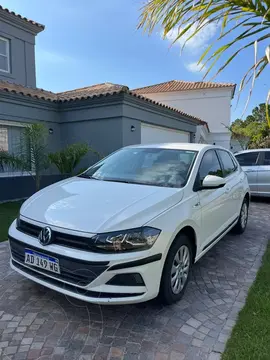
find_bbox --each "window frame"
[216,149,237,178]
[193,149,223,191]
[235,151,261,167]
[229,153,239,170]
[0,36,10,73]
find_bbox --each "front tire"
[232,198,249,234]
[159,234,192,305]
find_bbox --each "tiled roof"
[133,80,236,94]
[57,83,129,101]
[0,81,57,101]
[0,81,126,102]
[0,81,205,125]
[0,5,45,30]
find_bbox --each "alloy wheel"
[240,202,248,229]
[171,245,190,294]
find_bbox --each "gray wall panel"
[0,17,36,86]
[60,118,123,169]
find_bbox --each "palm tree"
[138,0,270,125]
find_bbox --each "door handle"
[246,169,255,172]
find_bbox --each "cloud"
[164,21,219,53]
[185,62,206,73]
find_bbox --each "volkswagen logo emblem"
[38,227,52,246]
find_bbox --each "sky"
[1,0,269,121]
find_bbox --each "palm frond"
[139,0,270,123]
[267,90,270,127]
[0,150,27,171]
[49,143,100,177]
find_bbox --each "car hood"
[20,177,184,233]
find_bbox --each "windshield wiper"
[77,174,100,180]
[78,175,131,183]
[103,178,134,184]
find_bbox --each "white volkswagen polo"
[9,143,250,305]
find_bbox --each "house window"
[0,124,30,175]
[0,127,8,151]
[0,37,10,73]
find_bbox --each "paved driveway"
[0,201,269,360]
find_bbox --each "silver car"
[235,149,270,197]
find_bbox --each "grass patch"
[0,201,23,242]
[222,241,270,360]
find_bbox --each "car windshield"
[80,147,197,188]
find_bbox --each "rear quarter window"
[263,151,270,166]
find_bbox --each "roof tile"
[57,83,129,101]
[133,80,235,94]
[0,81,57,101]
[0,5,45,29]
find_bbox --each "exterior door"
[235,151,260,194]
[257,151,270,196]
[216,150,243,221]
[196,150,228,252]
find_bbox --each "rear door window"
[235,152,260,166]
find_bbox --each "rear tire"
[232,198,249,234]
[159,233,192,305]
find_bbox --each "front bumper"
[8,220,164,304]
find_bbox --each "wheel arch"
[158,225,198,303]
[171,225,197,264]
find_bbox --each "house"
[134,80,236,149]
[0,6,202,202]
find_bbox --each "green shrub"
[49,143,91,177]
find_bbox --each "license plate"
[24,249,60,274]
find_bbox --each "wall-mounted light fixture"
[131,125,135,132]
[49,128,53,134]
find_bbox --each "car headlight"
[92,227,161,252]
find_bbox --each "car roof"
[235,148,270,155]
[125,143,226,152]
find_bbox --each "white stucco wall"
[230,139,246,154]
[140,87,234,148]
[195,125,208,143]
[207,132,231,149]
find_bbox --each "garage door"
[141,123,190,144]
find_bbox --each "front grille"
[18,219,96,251]
[12,260,145,298]
[9,237,109,286]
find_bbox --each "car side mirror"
[201,175,226,189]
[193,174,226,191]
